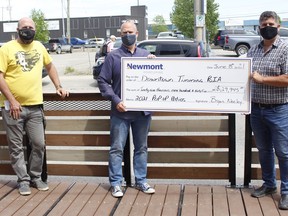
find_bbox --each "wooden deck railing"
[0,92,238,186]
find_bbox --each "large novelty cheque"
[121,57,251,113]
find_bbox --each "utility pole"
[61,0,65,38]
[194,0,202,41]
[67,0,71,43]
[194,0,207,54]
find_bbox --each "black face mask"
[18,29,35,44]
[121,34,136,47]
[260,26,278,40]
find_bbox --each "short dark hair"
[259,11,280,24]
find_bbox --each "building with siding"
[0,5,148,42]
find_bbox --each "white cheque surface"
[121,57,252,113]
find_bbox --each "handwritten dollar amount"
[212,85,244,93]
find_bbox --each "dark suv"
[213,29,257,47]
[93,39,205,80]
[137,39,205,57]
[45,38,73,54]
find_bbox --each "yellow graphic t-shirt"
[0,40,52,106]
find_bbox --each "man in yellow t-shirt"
[0,17,69,196]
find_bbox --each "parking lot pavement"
[43,48,99,93]
[50,47,98,76]
[42,75,98,93]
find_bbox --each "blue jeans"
[1,106,45,183]
[109,114,151,186]
[250,103,288,194]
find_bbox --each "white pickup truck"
[223,27,288,56]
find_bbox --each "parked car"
[85,38,105,48]
[137,39,205,57]
[93,38,204,80]
[156,31,177,38]
[70,37,86,45]
[213,29,258,48]
[156,31,185,39]
[223,27,288,56]
[45,38,73,54]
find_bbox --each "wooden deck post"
[244,114,252,186]
[228,114,236,186]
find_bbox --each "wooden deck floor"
[1,179,288,216]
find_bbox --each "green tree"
[151,15,169,35]
[170,0,219,42]
[30,9,49,43]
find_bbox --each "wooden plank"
[0,179,10,189]
[0,148,9,160]
[241,187,263,216]
[113,187,139,216]
[0,135,8,145]
[181,185,198,216]
[47,164,108,176]
[93,185,118,216]
[46,149,109,162]
[148,152,228,163]
[147,167,229,179]
[153,112,227,116]
[129,187,153,216]
[148,136,229,148]
[46,117,228,132]
[45,134,110,146]
[62,183,99,216]
[150,119,228,132]
[145,184,168,216]
[212,186,229,216]
[258,194,280,216]
[251,152,279,164]
[78,184,110,216]
[44,110,110,116]
[0,181,16,196]
[47,182,87,216]
[0,181,21,213]
[45,119,110,131]
[0,164,19,175]
[1,181,284,216]
[161,184,181,216]
[28,182,74,216]
[0,188,39,215]
[251,168,280,180]
[226,187,246,216]
[9,182,59,216]
[197,186,212,216]
[43,92,106,101]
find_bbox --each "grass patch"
[64,66,75,75]
[64,66,92,75]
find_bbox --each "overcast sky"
[0,0,288,22]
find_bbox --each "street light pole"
[61,0,65,38]
[194,0,207,55]
[67,0,70,43]
[194,0,203,41]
